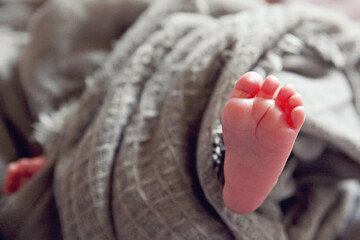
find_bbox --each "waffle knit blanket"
[0,0,360,239]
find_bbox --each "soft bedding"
[0,0,360,239]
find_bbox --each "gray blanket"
[0,0,360,239]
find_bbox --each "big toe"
[231,71,262,99]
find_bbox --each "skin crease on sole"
[221,71,305,214]
[2,72,305,215]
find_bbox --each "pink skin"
[2,156,47,195]
[2,71,305,215]
[222,72,305,214]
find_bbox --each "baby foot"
[2,156,47,195]
[222,72,305,214]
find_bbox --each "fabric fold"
[0,0,359,239]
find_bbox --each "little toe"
[285,93,303,114]
[257,75,280,99]
[231,71,262,98]
[290,106,305,130]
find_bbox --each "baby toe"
[290,106,305,130]
[285,93,303,114]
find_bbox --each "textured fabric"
[0,0,360,240]
[0,28,31,161]
[285,0,360,21]
[0,3,43,191]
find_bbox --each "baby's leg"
[2,156,46,194]
[222,72,305,214]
